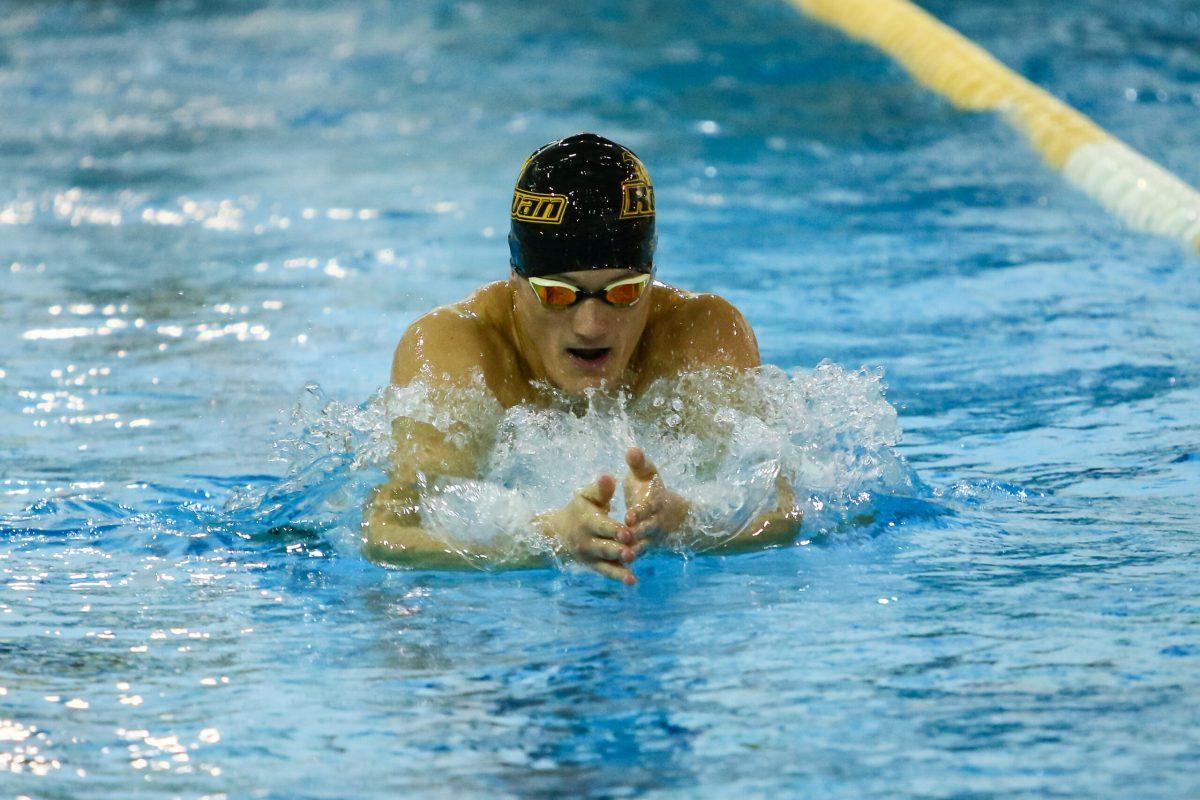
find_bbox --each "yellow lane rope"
[787,0,1200,253]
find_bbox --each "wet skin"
[364,270,800,583]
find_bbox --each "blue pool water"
[2,0,1199,796]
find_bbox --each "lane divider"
[787,0,1200,253]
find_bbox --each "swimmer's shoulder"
[644,282,761,372]
[391,281,518,391]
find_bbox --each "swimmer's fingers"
[585,513,623,540]
[578,474,616,510]
[581,535,633,563]
[625,447,659,482]
[619,497,661,543]
[623,448,663,510]
[581,516,634,562]
[628,519,664,547]
[624,490,691,548]
[591,559,637,586]
[625,496,660,527]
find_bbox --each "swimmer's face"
[511,268,654,395]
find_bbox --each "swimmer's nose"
[571,297,611,340]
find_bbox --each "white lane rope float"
[786,0,1200,253]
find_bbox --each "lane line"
[788,0,1200,252]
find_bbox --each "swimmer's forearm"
[364,517,480,569]
[363,497,552,570]
[701,473,802,553]
[671,481,801,554]
[701,507,803,554]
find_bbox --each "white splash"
[274,362,916,565]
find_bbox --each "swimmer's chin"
[546,364,629,397]
[554,375,610,396]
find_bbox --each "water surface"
[2,0,1199,797]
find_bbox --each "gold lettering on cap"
[512,189,567,224]
[619,152,655,219]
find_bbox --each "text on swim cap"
[619,152,655,219]
[512,189,567,224]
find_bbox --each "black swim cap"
[509,132,656,278]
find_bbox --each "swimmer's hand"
[536,475,638,585]
[620,447,691,555]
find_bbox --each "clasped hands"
[535,447,690,584]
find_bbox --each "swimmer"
[364,133,802,583]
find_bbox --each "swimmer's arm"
[364,308,551,570]
[622,450,801,556]
[623,472,800,555]
[701,475,803,554]
[669,296,798,550]
[362,417,555,570]
[388,304,503,389]
[362,484,472,569]
[366,474,636,582]
[362,480,549,570]
[667,292,762,372]
[634,294,795,551]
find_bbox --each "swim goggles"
[526,272,653,309]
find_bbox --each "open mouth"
[566,347,612,367]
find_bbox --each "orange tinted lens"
[534,282,578,307]
[604,279,646,306]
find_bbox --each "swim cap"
[509,132,656,278]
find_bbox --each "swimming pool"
[2,0,1199,796]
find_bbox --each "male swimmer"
[364,133,801,583]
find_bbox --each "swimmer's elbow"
[710,507,803,554]
[362,491,548,572]
[362,488,460,568]
[362,512,473,570]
